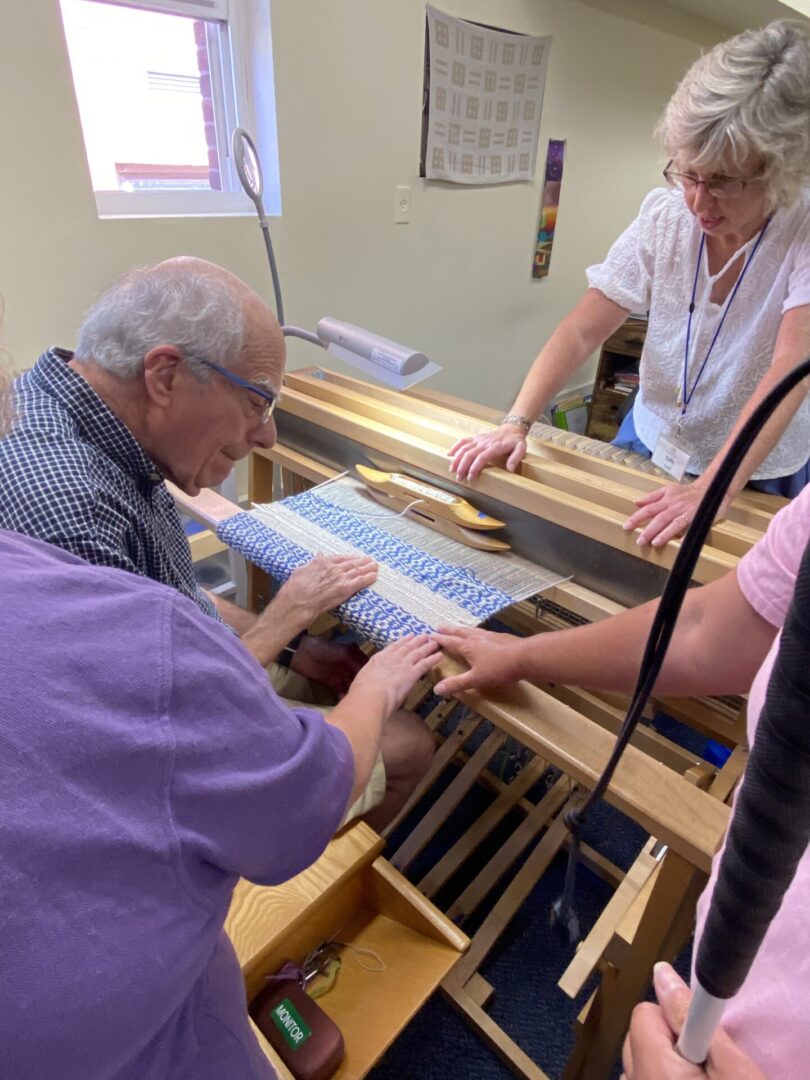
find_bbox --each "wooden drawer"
[602,323,646,355]
[226,822,468,1079]
[586,394,625,441]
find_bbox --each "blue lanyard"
[680,219,770,421]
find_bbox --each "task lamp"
[232,128,441,390]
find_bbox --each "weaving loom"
[176,367,785,1080]
[216,476,566,647]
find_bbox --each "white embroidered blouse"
[586,187,810,478]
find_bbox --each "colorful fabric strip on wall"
[532,138,566,279]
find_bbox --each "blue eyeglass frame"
[197,357,279,422]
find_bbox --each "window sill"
[95,189,280,220]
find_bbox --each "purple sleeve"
[164,595,355,888]
[737,486,810,629]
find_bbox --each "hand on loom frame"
[241,553,377,667]
[621,964,765,1080]
[447,424,529,481]
[432,625,531,697]
[343,634,442,718]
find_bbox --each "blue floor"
[366,712,700,1080]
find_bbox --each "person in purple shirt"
[0,524,440,1079]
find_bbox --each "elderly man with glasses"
[0,257,434,832]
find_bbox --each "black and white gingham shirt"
[0,348,218,620]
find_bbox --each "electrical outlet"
[395,185,411,224]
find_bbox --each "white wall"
[0,0,715,410]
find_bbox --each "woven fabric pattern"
[217,511,434,646]
[217,479,564,647]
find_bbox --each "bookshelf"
[585,316,647,441]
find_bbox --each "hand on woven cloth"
[448,426,527,481]
[242,555,377,667]
[431,626,528,696]
[623,478,730,547]
[621,964,766,1080]
[348,635,442,716]
[275,553,378,629]
[290,636,368,697]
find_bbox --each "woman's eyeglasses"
[197,358,278,423]
[663,160,763,200]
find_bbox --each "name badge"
[652,426,693,481]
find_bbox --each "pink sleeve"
[737,486,810,628]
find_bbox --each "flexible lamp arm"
[232,126,285,326]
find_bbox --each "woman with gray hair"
[450,19,810,547]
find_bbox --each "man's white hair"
[657,19,810,210]
[74,264,246,380]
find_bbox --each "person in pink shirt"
[434,485,810,1079]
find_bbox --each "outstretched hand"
[432,625,527,697]
[621,964,765,1080]
[348,634,442,716]
[623,479,729,547]
[448,425,528,481]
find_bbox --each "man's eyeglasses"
[663,160,762,200]
[197,358,279,423]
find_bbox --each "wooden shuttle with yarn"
[355,465,510,551]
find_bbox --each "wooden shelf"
[226,823,468,1079]
[586,318,646,442]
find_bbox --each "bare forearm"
[516,573,774,698]
[239,596,308,668]
[328,688,386,804]
[210,593,258,634]
[515,600,660,692]
[233,555,379,668]
[510,290,629,420]
[209,592,297,667]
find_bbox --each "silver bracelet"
[500,413,532,433]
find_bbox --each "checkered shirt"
[0,348,219,620]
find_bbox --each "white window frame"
[62,0,281,219]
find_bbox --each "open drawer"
[225,821,469,1079]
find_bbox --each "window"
[59,0,281,218]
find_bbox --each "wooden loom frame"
[176,367,779,1079]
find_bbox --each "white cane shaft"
[676,985,726,1064]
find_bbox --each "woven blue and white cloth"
[217,478,564,647]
